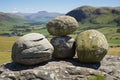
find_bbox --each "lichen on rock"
[51,36,76,59]
[76,29,109,63]
[12,33,54,65]
[47,16,79,36]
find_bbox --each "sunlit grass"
[0,52,11,64]
[0,36,19,64]
[89,74,105,80]
[0,36,19,51]
[108,47,120,56]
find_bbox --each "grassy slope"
[0,12,27,34]
[0,36,19,64]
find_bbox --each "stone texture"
[47,16,79,36]
[0,55,120,80]
[76,29,109,63]
[51,36,76,59]
[12,33,54,65]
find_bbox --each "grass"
[89,74,105,80]
[0,36,120,64]
[108,48,120,56]
[0,36,19,51]
[0,36,19,64]
[0,52,11,64]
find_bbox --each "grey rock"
[12,33,54,65]
[76,29,109,63]
[0,55,120,80]
[47,16,79,36]
[51,36,76,59]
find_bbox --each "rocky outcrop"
[12,33,54,65]
[0,55,120,80]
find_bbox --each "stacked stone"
[12,33,54,65]
[11,16,109,65]
[47,16,79,59]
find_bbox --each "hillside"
[0,11,64,36]
[66,6,120,23]
[66,6,120,47]
[0,12,27,26]
[0,12,28,34]
[14,11,64,23]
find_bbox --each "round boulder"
[12,33,54,65]
[51,36,76,59]
[76,30,109,63]
[47,16,79,36]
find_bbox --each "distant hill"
[14,11,64,23]
[66,6,120,25]
[0,12,27,27]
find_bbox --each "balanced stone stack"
[47,16,79,59]
[12,33,54,65]
[11,16,109,65]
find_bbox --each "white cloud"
[11,8,19,13]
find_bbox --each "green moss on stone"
[76,30,109,63]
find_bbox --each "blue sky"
[0,0,120,13]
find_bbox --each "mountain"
[14,11,64,23]
[66,6,120,24]
[0,12,27,27]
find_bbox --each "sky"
[0,0,120,13]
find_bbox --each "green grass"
[89,75,105,80]
[0,36,19,51]
[0,52,11,64]
[108,39,120,47]
[0,36,19,64]
[94,14,115,24]
[108,48,120,56]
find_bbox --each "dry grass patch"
[0,36,19,52]
[108,47,120,56]
[0,52,11,64]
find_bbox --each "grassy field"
[0,36,19,64]
[0,36,120,64]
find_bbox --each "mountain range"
[14,11,64,23]
[0,11,64,27]
[0,12,27,28]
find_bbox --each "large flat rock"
[0,55,120,80]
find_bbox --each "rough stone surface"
[76,30,109,63]
[0,55,120,80]
[51,36,75,59]
[12,33,54,65]
[47,16,79,36]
